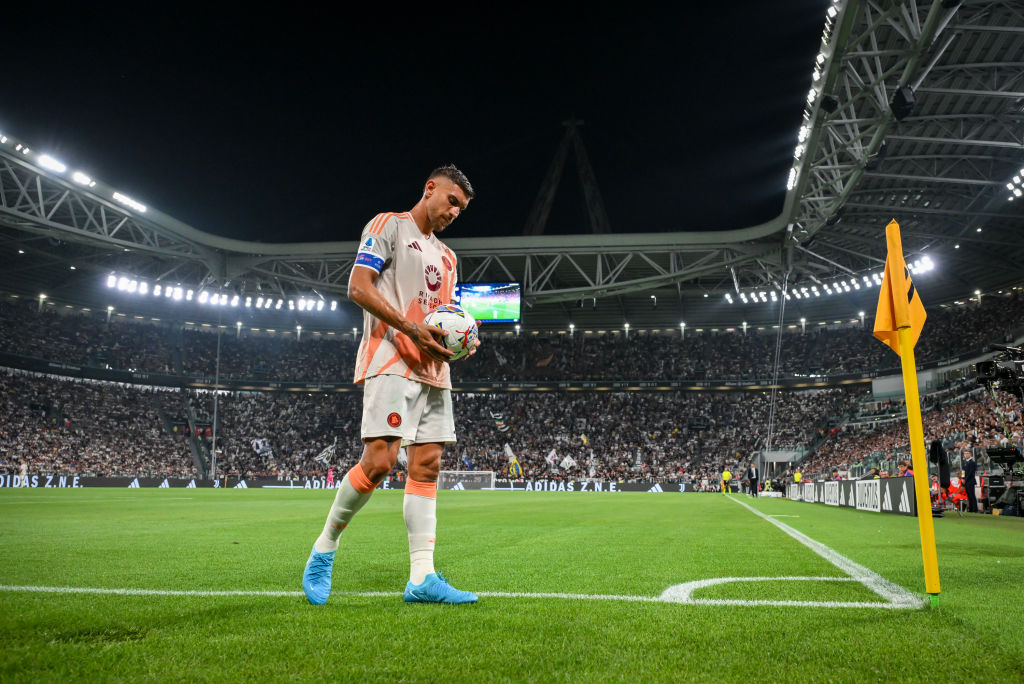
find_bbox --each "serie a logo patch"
[387,412,402,428]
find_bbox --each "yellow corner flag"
[873,219,940,602]
[873,221,926,355]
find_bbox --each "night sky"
[4,3,830,244]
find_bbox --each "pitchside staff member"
[302,165,479,606]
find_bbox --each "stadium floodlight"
[289,300,296,310]
[38,154,67,173]
[256,297,264,308]
[198,291,209,304]
[297,299,306,311]
[138,281,148,295]
[72,171,96,187]
[852,281,860,290]
[112,192,146,213]
[245,296,252,308]
[786,167,797,190]
[107,305,113,311]
[231,295,239,307]
[275,299,282,309]
[186,289,193,301]
[106,274,116,288]
[153,284,162,296]
[316,300,324,311]
[331,300,338,311]
[220,294,228,306]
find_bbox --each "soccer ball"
[423,304,479,361]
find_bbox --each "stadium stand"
[1,289,1022,484]
[2,289,1023,382]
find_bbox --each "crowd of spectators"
[0,369,195,478]
[1,287,1022,484]
[1,289,1021,383]
[795,386,1022,481]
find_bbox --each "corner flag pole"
[877,220,940,600]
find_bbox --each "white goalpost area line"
[719,495,924,609]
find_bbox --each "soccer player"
[302,165,478,605]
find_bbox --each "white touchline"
[724,495,924,609]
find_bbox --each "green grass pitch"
[460,296,519,322]
[1,489,1022,682]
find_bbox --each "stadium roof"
[0,0,1021,332]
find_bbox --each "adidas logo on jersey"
[450,482,465,490]
[648,483,664,493]
[407,241,423,251]
[127,478,140,489]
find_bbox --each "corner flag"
[872,219,940,602]
[873,220,926,355]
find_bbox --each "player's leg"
[402,386,476,604]
[314,437,399,553]
[302,374,411,605]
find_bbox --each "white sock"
[404,482,437,584]
[314,469,374,553]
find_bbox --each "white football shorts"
[361,374,456,445]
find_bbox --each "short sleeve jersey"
[351,212,458,388]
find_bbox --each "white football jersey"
[351,212,458,388]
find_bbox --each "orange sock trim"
[405,479,437,499]
[347,463,376,494]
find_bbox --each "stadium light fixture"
[331,300,338,311]
[275,299,282,309]
[198,291,209,304]
[112,192,147,213]
[138,281,148,295]
[569,323,575,336]
[800,317,806,334]
[245,296,252,308]
[186,289,193,301]
[858,311,865,327]
[71,171,96,187]
[38,154,67,173]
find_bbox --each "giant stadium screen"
[454,282,521,323]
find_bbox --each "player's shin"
[313,463,376,553]
[404,479,437,585]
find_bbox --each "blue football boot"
[302,546,336,605]
[403,572,478,604]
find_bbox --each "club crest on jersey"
[387,412,402,428]
[441,256,452,271]
[424,264,442,292]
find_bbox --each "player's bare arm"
[348,266,453,363]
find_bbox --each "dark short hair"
[429,164,475,200]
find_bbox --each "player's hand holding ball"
[423,304,479,361]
